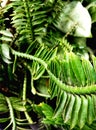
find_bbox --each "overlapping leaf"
[32,46,57,80]
[49,52,96,129]
[9,0,47,45]
[0,93,32,130]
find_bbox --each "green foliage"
[0,0,96,130]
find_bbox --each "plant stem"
[23,74,33,124]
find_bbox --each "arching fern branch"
[10,47,96,129]
[11,48,96,95]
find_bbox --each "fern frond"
[8,0,48,47]
[5,97,16,130]
[11,48,96,95]
[10,43,96,129]
[0,93,33,129]
[48,52,96,129]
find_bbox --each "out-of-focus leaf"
[54,1,92,37]
[0,30,13,37]
[88,2,96,23]
[1,44,12,64]
[78,96,88,129]
[1,44,11,59]
[0,117,10,123]
[0,104,8,112]
[0,37,12,42]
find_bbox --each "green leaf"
[0,118,10,123]
[92,55,96,73]
[54,91,67,118]
[62,94,71,121]
[92,95,96,116]
[69,52,86,86]
[32,47,57,80]
[1,44,11,60]
[87,95,95,124]
[0,104,8,112]
[61,52,79,86]
[78,96,88,129]
[82,58,96,85]
[49,59,61,98]
[0,30,13,37]
[41,103,54,118]
[88,2,96,23]
[10,97,27,112]
[0,37,12,42]
[0,93,6,100]
[64,94,75,124]
[54,1,92,37]
[1,44,12,64]
[70,95,81,129]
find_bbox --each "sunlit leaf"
[0,30,13,37]
[1,44,12,64]
[54,1,92,37]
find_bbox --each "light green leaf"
[1,44,11,60]
[62,94,71,121]
[78,96,88,129]
[0,37,12,42]
[1,44,12,64]
[0,104,8,112]
[41,103,54,118]
[82,58,96,85]
[88,2,96,23]
[54,91,67,118]
[92,55,96,73]
[49,59,61,98]
[54,1,92,37]
[69,52,86,86]
[0,30,13,37]
[70,95,81,129]
[92,95,96,116]
[87,95,95,124]
[64,94,75,124]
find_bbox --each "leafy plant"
[0,0,96,130]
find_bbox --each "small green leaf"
[1,44,12,64]
[62,94,71,121]
[1,44,11,60]
[92,95,96,116]
[88,2,96,23]
[54,91,67,118]
[49,59,61,98]
[64,94,75,124]
[69,52,86,86]
[92,55,96,73]
[0,93,5,100]
[0,118,10,123]
[0,104,8,112]
[0,37,12,42]
[87,95,95,124]
[82,58,96,85]
[41,103,54,118]
[0,30,13,37]
[78,96,88,129]
[70,95,81,129]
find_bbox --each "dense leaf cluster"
[0,0,96,130]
